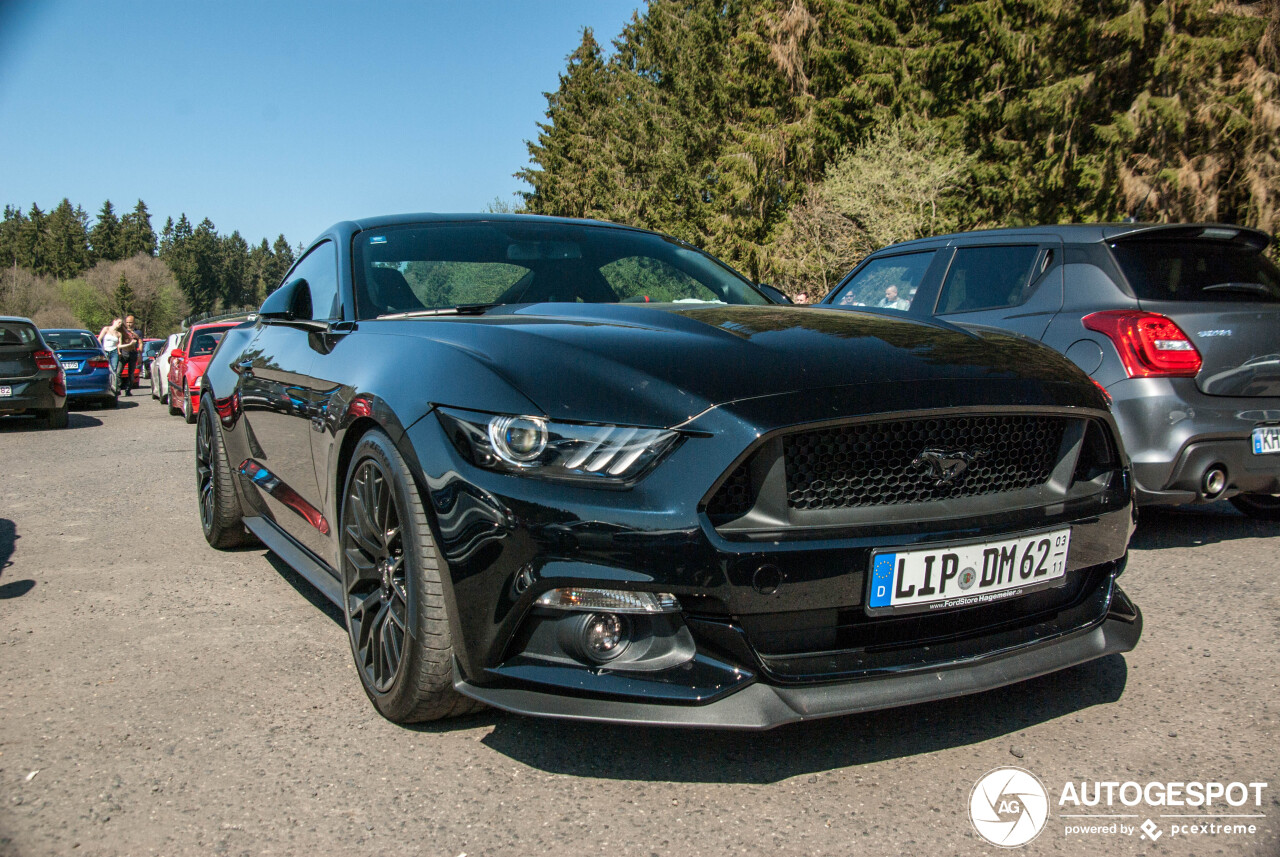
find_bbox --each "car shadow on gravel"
[0,412,102,432]
[1131,502,1279,550]
[263,551,345,627]
[478,653,1129,784]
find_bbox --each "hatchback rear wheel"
[339,429,482,723]
[1229,493,1280,521]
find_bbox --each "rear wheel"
[339,429,482,723]
[183,386,196,423]
[102,393,119,409]
[43,404,68,429]
[1229,493,1280,521]
[196,396,255,548]
[168,385,182,416]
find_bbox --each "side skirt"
[243,515,343,607]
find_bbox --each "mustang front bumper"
[456,588,1141,729]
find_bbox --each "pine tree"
[220,231,251,309]
[267,235,295,289]
[119,200,157,257]
[39,199,90,279]
[112,271,136,319]
[89,200,123,263]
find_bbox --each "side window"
[830,252,935,310]
[289,240,341,321]
[599,256,721,303]
[937,245,1040,313]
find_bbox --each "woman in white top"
[99,318,123,389]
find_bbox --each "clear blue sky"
[0,0,640,249]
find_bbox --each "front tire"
[1229,493,1280,521]
[196,396,255,548]
[339,429,482,723]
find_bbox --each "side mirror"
[171,349,185,361]
[756,283,793,304]
[259,277,329,332]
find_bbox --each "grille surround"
[784,414,1068,511]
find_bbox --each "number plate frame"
[867,528,1072,617]
[1251,426,1280,455]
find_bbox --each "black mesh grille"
[706,452,757,519]
[783,414,1067,510]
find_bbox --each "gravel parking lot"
[1,397,1277,856]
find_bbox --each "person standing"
[99,318,124,392]
[119,315,141,396]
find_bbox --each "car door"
[932,235,1064,340]
[237,240,342,564]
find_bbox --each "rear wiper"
[1202,282,1274,296]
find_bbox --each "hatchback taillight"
[33,348,59,371]
[88,356,110,369]
[1082,311,1202,378]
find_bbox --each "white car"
[151,332,184,403]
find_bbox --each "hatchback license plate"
[868,528,1071,615]
[0,386,10,397]
[1251,426,1280,455]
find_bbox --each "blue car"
[40,329,118,408]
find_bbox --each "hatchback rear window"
[1110,239,1280,303]
[0,322,37,347]
[42,330,99,349]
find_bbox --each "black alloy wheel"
[344,457,409,693]
[339,430,482,722]
[1230,493,1280,521]
[195,396,254,548]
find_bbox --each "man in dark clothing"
[120,315,141,396]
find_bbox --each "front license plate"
[0,386,10,397]
[1251,426,1280,455]
[868,528,1071,615]
[61,361,77,370]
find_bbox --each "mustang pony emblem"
[911,448,988,486]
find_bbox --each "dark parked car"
[0,316,68,428]
[822,223,1280,518]
[41,328,117,409]
[197,214,1139,728]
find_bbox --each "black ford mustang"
[198,214,1141,728]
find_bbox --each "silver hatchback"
[820,223,1280,518]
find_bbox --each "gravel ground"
[0,394,1276,856]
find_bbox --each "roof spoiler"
[1106,223,1271,252]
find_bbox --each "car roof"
[40,328,92,334]
[873,222,1272,253]
[329,212,663,238]
[188,319,244,332]
[0,316,37,324]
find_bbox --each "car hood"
[402,303,1090,428]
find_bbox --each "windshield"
[189,329,227,357]
[1110,239,1280,303]
[352,221,768,317]
[42,330,99,350]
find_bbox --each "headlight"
[437,407,680,485]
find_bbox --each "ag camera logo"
[970,767,1050,847]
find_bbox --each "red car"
[167,321,239,423]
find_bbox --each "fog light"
[580,612,627,663]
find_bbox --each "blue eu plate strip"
[869,553,897,608]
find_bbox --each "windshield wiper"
[377,302,505,320]
[1202,282,1275,296]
